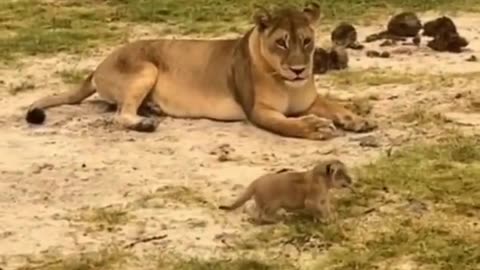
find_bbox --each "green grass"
[57,68,91,84]
[1,0,479,61]
[307,135,480,269]
[397,107,447,125]
[17,245,131,270]
[17,135,480,269]
[132,185,214,209]
[322,69,480,90]
[319,221,480,270]
[108,0,480,26]
[72,205,132,232]
[357,136,480,213]
[157,256,298,270]
[0,0,122,61]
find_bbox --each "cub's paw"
[299,114,345,140]
[337,115,377,133]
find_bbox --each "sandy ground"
[1,11,480,269]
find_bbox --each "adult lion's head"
[252,3,320,88]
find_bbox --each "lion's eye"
[276,39,287,49]
[303,38,312,47]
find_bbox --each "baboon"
[365,12,422,43]
[331,22,365,50]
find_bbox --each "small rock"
[413,35,421,46]
[275,168,294,174]
[470,98,480,110]
[351,135,380,147]
[217,154,230,162]
[380,51,391,58]
[466,55,478,62]
[31,163,54,174]
[380,40,397,47]
[443,112,480,126]
[391,47,413,55]
[366,50,381,57]
[210,143,237,162]
[366,50,390,58]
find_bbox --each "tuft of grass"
[323,68,419,89]
[73,205,132,232]
[397,107,447,125]
[17,245,131,270]
[357,135,480,214]
[317,220,480,270]
[156,254,298,270]
[237,214,347,252]
[57,68,91,84]
[8,80,36,95]
[323,69,480,90]
[133,185,213,209]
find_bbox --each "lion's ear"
[303,2,321,24]
[252,5,272,31]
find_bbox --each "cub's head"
[312,159,353,189]
[252,3,320,88]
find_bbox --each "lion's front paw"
[337,115,377,133]
[299,114,345,140]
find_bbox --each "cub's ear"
[252,4,272,31]
[303,2,321,24]
[325,160,342,177]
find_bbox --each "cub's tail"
[219,183,255,211]
[25,72,96,124]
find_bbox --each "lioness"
[25,3,376,140]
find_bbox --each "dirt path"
[1,11,479,269]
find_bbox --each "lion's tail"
[219,182,256,211]
[25,72,96,124]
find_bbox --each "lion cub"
[219,159,353,224]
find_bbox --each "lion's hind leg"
[99,63,160,132]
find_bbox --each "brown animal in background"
[427,31,468,53]
[219,159,354,224]
[25,3,376,140]
[422,16,457,37]
[331,22,364,50]
[313,45,349,75]
[365,12,422,43]
[423,16,468,53]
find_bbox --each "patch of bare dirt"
[0,11,479,269]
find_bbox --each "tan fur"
[25,4,376,139]
[219,159,353,224]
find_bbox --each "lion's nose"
[289,66,306,75]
